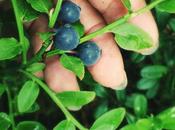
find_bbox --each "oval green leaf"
[57,91,95,111]
[53,120,75,130]
[26,63,46,73]
[0,112,11,130]
[141,65,168,79]
[137,78,159,90]
[134,94,147,117]
[17,121,46,130]
[17,81,40,113]
[157,107,175,129]
[157,0,175,13]
[17,0,39,22]
[60,54,85,80]
[111,23,153,53]
[90,108,126,130]
[26,0,52,13]
[0,38,21,60]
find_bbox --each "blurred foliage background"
[0,0,175,129]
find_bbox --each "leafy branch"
[20,70,88,130]
[26,0,166,66]
[11,0,27,64]
[80,0,165,43]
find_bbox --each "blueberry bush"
[0,0,175,130]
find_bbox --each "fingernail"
[115,72,128,90]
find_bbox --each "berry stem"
[11,0,27,64]
[80,0,165,43]
[27,39,52,66]
[20,70,88,130]
[49,0,63,28]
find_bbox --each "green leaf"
[90,108,125,130]
[121,124,138,130]
[26,63,46,73]
[169,18,175,32]
[157,107,175,129]
[17,121,46,130]
[53,120,75,130]
[17,0,39,22]
[146,83,159,99]
[0,84,5,97]
[94,101,108,119]
[26,0,52,13]
[17,81,40,113]
[0,112,11,130]
[157,0,175,13]
[116,90,126,102]
[38,32,54,42]
[134,94,147,117]
[60,54,85,80]
[0,38,21,60]
[57,91,95,111]
[131,53,145,63]
[136,119,153,130]
[23,37,30,56]
[137,78,159,90]
[121,0,131,11]
[141,65,168,79]
[72,21,85,37]
[24,103,40,114]
[111,23,152,52]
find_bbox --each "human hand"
[29,0,159,92]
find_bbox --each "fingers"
[29,15,79,92]
[88,0,159,55]
[72,0,127,90]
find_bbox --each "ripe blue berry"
[77,41,101,66]
[54,24,79,50]
[59,1,80,23]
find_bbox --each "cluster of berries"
[54,1,101,66]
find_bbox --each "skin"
[29,0,159,92]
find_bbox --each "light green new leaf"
[157,107,175,129]
[141,65,168,79]
[90,108,126,130]
[53,120,75,130]
[111,23,152,52]
[0,112,11,130]
[27,0,52,13]
[17,121,46,130]
[17,0,39,22]
[60,54,85,80]
[157,0,175,13]
[0,38,21,60]
[121,0,131,11]
[18,81,40,113]
[57,91,95,111]
[26,63,46,73]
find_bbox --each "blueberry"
[54,24,79,50]
[77,41,101,66]
[59,1,80,23]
